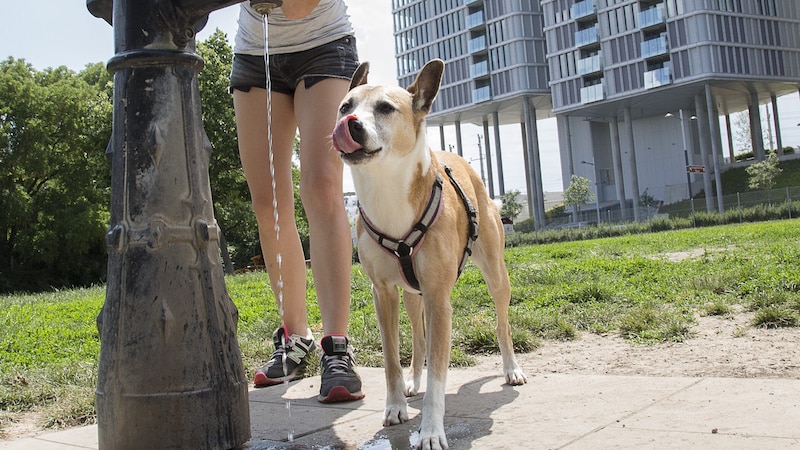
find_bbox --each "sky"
[1,2,798,195]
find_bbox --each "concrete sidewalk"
[2,366,799,449]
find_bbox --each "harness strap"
[443,165,479,277]
[360,166,479,293]
[359,173,444,292]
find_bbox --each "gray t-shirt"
[234,0,354,55]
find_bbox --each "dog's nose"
[346,117,363,141]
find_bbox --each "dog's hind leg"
[471,231,528,386]
[402,290,425,396]
[374,282,410,426]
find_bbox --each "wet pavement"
[2,365,799,449]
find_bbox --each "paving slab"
[2,368,799,449]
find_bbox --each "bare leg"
[233,87,310,337]
[294,78,353,336]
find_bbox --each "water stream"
[261,14,293,443]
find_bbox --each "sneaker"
[318,335,365,403]
[253,326,316,387]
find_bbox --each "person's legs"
[294,78,353,337]
[234,87,310,336]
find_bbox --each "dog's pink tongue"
[332,116,362,154]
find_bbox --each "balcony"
[466,10,484,29]
[571,0,596,20]
[575,26,598,47]
[643,66,672,89]
[641,35,668,58]
[639,5,666,29]
[473,85,491,103]
[468,35,487,53]
[470,60,489,78]
[580,82,604,104]
[577,52,602,75]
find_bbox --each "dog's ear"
[349,62,370,91]
[407,59,444,114]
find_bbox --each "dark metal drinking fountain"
[85,1,267,448]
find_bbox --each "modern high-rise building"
[392,0,800,225]
[543,0,800,221]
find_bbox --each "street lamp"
[580,160,601,224]
[665,111,697,219]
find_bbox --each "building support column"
[492,111,505,196]
[558,115,578,221]
[695,94,715,212]
[725,114,735,163]
[455,119,463,157]
[520,122,534,222]
[439,124,446,152]
[749,91,765,161]
[623,108,642,222]
[522,98,545,229]
[771,93,783,157]
[705,83,724,213]
[482,118,495,198]
[609,117,627,220]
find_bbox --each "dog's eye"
[339,101,352,114]
[376,102,395,115]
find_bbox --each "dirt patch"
[475,312,800,379]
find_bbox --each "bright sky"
[1,2,798,195]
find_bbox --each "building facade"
[392,0,800,225]
[542,0,800,220]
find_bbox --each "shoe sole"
[253,371,304,388]
[318,385,365,403]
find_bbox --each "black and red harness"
[358,165,479,293]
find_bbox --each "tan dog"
[332,59,527,450]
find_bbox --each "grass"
[3,220,800,434]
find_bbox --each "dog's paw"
[504,366,528,386]
[416,429,448,450]
[383,404,409,426]
[405,379,420,397]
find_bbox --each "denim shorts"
[229,35,359,95]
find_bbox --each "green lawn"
[2,220,800,433]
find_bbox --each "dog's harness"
[359,165,479,293]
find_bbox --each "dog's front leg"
[418,291,452,450]
[402,290,425,396]
[374,283,409,426]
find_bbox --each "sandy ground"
[475,311,800,380]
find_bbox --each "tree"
[563,175,594,222]
[0,58,113,292]
[197,30,309,271]
[499,189,523,221]
[746,152,782,191]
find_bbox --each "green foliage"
[4,216,800,432]
[499,189,523,221]
[563,174,594,210]
[0,58,113,293]
[746,152,782,190]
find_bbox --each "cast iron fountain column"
[87,1,250,448]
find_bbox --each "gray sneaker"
[253,327,316,387]
[318,335,365,402]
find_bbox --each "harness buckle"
[394,241,413,258]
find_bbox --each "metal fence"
[551,185,800,229]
